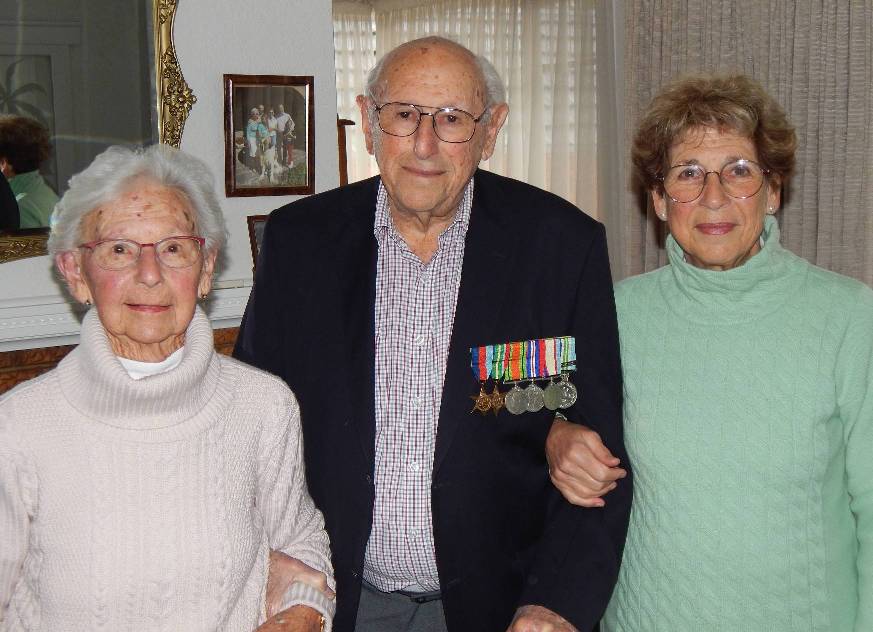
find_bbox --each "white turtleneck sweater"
[0,307,335,631]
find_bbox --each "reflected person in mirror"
[546,75,873,631]
[0,144,335,632]
[0,170,18,230]
[0,115,59,228]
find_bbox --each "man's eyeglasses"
[660,159,770,203]
[78,236,205,271]
[373,102,488,143]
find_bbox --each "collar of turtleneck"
[662,215,808,325]
[57,306,230,436]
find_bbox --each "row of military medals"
[469,336,578,415]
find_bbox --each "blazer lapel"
[433,172,519,474]
[332,179,379,469]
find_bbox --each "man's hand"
[266,551,335,618]
[507,604,578,632]
[256,604,324,632]
[546,418,626,507]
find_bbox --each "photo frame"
[246,214,268,271]
[224,74,315,197]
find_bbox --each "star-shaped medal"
[470,384,492,415]
[489,382,505,416]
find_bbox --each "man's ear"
[56,251,92,304]
[480,103,509,162]
[356,95,375,155]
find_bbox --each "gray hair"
[364,36,506,126]
[48,144,227,257]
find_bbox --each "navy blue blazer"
[234,169,632,632]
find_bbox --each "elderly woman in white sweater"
[0,144,334,631]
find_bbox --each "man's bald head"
[364,37,505,114]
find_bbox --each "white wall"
[0,0,339,350]
[176,0,339,286]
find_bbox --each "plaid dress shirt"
[363,180,473,592]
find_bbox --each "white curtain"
[333,2,379,185]
[333,0,599,217]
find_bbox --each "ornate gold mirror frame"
[0,0,195,264]
[155,0,196,148]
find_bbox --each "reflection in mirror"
[0,0,188,261]
[1,0,156,198]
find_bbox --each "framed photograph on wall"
[224,74,314,197]
[246,214,268,270]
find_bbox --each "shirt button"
[413,333,426,347]
[411,396,424,409]
[409,461,421,472]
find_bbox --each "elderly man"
[235,37,631,632]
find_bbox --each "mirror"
[0,0,195,263]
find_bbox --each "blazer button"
[365,474,372,484]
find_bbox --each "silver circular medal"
[543,379,563,411]
[504,384,528,415]
[524,381,545,412]
[558,374,578,409]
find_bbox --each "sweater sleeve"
[835,285,873,632]
[257,387,336,626]
[0,410,36,619]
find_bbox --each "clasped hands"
[255,551,335,632]
[545,418,626,507]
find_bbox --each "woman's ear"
[766,175,782,214]
[197,249,218,298]
[56,251,92,304]
[651,188,668,221]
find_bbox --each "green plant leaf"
[9,83,47,99]
[14,100,48,124]
[4,58,25,88]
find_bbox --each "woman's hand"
[545,418,627,507]
[256,604,324,632]
[265,551,334,618]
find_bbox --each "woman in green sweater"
[546,75,873,630]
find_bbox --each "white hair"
[364,36,506,128]
[48,144,227,257]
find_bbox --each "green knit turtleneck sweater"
[604,216,873,631]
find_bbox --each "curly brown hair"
[0,115,53,174]
[631,75,797,193]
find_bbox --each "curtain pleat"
[620,0,873,285]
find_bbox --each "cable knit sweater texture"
[0,307,335,631]
[603,217,873,631]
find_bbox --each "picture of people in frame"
[224,75,313,196]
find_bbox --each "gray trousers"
[354,581,448,632]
